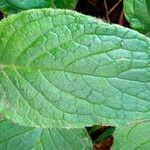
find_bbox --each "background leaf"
[124,0,150,33]
[112,121,150,150]
[53,0,77,9]
[0,0,19,14]
[0,0,77,15]
[0,114,3,121]
[0,120,92,150]
[0,9,150,128]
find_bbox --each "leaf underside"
[124,0,150,32]
[0,9,150,128]
[0,120,92,150]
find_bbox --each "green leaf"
[0,0,19,14]
[0,9,150,128]
[0,0,51,15]
[112,121,150,150]
[93,127,115,143]
[124,0,150,33]
[0,120,92,150]
[53,0,77,9]
[147,32,150,37]
[0,114,3,121]
[0,0,77,15]
[1,0,51,9]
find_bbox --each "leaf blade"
[0,120,92,150]
[0,9,150,128]
[112,121,150,150]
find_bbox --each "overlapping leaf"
[0,120,92,150]
[112,121,150,150]
[0,9,150,128]
[0,0,77,14]
[0,0,51,14]
[124,0,150,33]
[53,0,77,9]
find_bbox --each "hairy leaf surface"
[112,121,150,150]
[0,9,150,128]
[0,120,92,150]
[124,0,150,32]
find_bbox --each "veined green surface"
[112,121,150,150]
[124,0,150,32]
[0,120,92,150]
[0,9,150,128]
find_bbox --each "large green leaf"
[0,120,92,150]
[112,121,150,150]
[0,9,150,128]
[0,0,77,14]
[124,0,150,33]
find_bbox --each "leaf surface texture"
[112,121,150,150]
[0,9,150,128]
[0,120,92,150]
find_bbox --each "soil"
[0,12,3,20]
[76,0,129,27]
